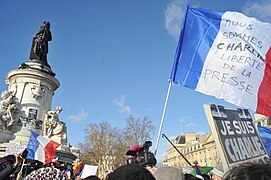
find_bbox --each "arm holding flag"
[0,150,27,180]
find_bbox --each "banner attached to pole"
[170,7,271,117]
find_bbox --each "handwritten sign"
[195,12,271,112]
[6,143,27,155]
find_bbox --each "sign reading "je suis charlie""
[204,104,269,171]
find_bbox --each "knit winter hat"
[153,166,185,180]
[211,162,224,177]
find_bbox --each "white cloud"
[164,0,188,40]
[242,0,271,22]
[178,117,185,123]
[68,108,88,122]
[114,95,131,113]
[186,122,197,128]
[178,116,195,124]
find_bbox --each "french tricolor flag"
[27,131,60,164]
[170,7,271,117]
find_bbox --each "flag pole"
[153,6,188,156]
[154,81,172,156]
[16,158,26,180]
[162,133,192,166]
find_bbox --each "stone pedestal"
[0,61,60,156]
[0,23,80,164]
[0,129,14,143]
[7,61,59,140]
[56,150,77,165]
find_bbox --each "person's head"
[0,154,15,172]
[202,174,211,180]
[56,106,63,113]
[211,162,224,180]
[184,174,211,180]
[152,166,185,180]
[184,174,199,180]
[42,21,51,29]
[1,90,10,99]
[83,175,100,180]
[107,164,155,180]
[129,145,144,157]
[223,161,271,180]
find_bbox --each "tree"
[123,115,156,148]
[79,116,156,176]
[79,121,127,175]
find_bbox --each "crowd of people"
[0,150,80,180]
[81,161,271,180]
[1,147,271,180]
[90,161,271,180]
[0,139,270,180]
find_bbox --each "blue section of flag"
[257,126,271,158]
[196,166,202,175]
[170,7,223,88]
[26,131,40,160]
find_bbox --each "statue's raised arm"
[29,21,52,65]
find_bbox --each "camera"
[126,141,157,167]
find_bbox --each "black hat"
[107,164,155,180]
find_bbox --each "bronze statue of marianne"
[29,21,52,64]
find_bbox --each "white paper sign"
[80,164,98,179]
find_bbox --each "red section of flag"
[257,47,271,118]
[44,140,60,165]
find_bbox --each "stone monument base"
[0,129,13,143]
[55,149,77,165]
[19,60,55,76]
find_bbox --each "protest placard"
[204,104,269,171]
